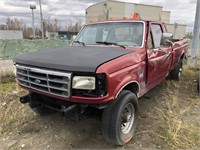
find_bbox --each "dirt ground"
[0,66,200,150]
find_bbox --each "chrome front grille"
[16,65,71,98]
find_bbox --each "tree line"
[0,18,82,39]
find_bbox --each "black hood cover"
[14,46,133,72]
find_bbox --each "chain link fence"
[0,11,83,78]
[0,8,198,80]
[0,39,72,80]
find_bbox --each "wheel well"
[115,81,140,98]
[123,82,139,95]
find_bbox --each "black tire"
[102,90,139,145]
[169,60,183,81]
[29,94,55,116]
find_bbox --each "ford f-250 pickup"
[14,19,188,145]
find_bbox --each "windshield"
[73,22,144,47]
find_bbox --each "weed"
[1,100,30,133]
[150,65,200,149]
[0,83,29,135]
[0,72,16,83]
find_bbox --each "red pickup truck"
[14,19,188,145]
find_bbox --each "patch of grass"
[150,65,200,149]
[0,82,23,100]
[183,65,197,78]
[194,57,200,68]
[1,100,32,134]
[0,82,16,90]
[155,99,200,149]
[0,72,16,83]
[0,82,30,135]
[0,39,72,58]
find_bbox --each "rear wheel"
[102,90,139,145]
[169,60,183,81]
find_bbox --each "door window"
[147,32,153,49]
[150,24,162,48]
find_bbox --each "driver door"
[147,23,172,85]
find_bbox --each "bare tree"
[67,19,83,32]
[6,18,21,30]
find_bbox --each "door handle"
[153,48,168,54]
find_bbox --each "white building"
[46,31,59,39]
[86,0,170,23]
[86,0,186,38]
[165,23,187,39]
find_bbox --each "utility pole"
[103,3,109,20]
[189,0,200,66]
[30,5,36,39]
[39,0,44,45]
[107,8,109,20]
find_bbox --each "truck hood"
[14,46,133,72]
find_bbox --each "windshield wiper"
[74,41,85,46]
[96,41,126,49]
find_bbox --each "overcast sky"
[0,0,197,31]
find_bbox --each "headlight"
[72,76,96,90]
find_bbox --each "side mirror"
[161,32,173,47]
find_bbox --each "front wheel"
[102,90,139,145]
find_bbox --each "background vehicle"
[14,19,188,145]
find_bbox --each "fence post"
[39,0,44,47]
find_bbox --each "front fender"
[108,64,141,99]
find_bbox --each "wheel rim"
[178,68,182,79]
[121,103,135,134]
